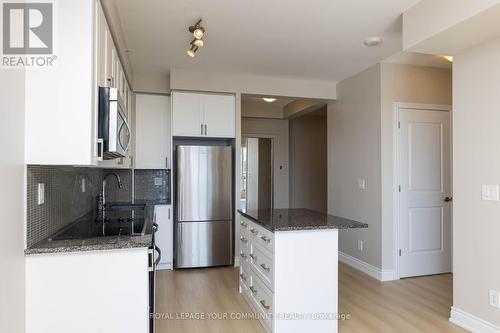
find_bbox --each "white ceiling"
[105,0,422,90]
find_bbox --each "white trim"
[234,256,241,267]
[393,102,453,279]
[339,251,398,282]
[157,262,173,270]
[450,306,500,333]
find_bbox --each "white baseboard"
[157,262,173,270]
[338,251,398,282]
[450,306,500,333]
[234,256,241,267]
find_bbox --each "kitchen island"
[238,208,367,333]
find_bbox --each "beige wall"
[380,63,452,270]
[452,37,500,327]
[170,68,337,100]
[328,64,382,268]
[242,118,289,208]
[0,70,26,332]
[241,99,283,119]
[328,63,452,271]
[289,111,327,213]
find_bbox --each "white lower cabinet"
[26,248,150,333]
[154,205,173,269]
[238,214,339,333]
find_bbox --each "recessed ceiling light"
[442,55,453,62]
[262,98,277,103]
[363,37,383,47]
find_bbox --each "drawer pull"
[240,221,248,227]
[250,228,258,235]
[260,263,271,272]
[260,300,270,310]
[249,286,257,294]
[239,273,247,281]
[249,254,257,261]
[260,235,271,243]
[240,252,247,259]
[240,236,248,243]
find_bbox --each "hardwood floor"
[155,263,467,333]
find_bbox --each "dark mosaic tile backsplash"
[26,166,133,247]
[134,169,170,203]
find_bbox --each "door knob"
[444,197,453,202]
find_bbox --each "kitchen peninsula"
[238,208,368,333]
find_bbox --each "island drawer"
[249,271,274,331]
[250,244,273,291]
[244,218,274,255]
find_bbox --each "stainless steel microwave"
[98,87,131,159]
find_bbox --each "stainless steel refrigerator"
[175,145,233,268]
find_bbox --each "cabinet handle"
[260,263,270,272]
[240,236,248,243]
[240,252,247,259]
[168,208,170,220]
[249,286,257,294]
[239,273,247,281]
[249,254,257,261]
[204,124,207,135]
[260,235,271,243]
[201,124,203,135]
[250,228,258,235]
[260,300,270,310]
[240,221,248,227]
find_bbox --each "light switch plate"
[37,183,45,205]
[154,177,163,186]
[481,185,499,201]
[489,289,499,308]
[358,178,367,190]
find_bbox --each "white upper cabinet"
[25,0,132,165]
[135,94,171,169]
[172,91,235,138]
[203,94,236,138]
[172,92,204,137]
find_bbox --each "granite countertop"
[24,200,166,255]
[238,208,368,232]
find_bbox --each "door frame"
[393,102,453,279]
[241,133,276,211]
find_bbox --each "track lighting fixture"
[186,19,205,58]
[187,45,198,58]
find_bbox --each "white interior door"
[399,107,452,278]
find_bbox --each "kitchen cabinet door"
[172,91,204,137]
[154,205,173,269]
[203,94,236,138]
[135,94,171,169]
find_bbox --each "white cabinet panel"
[204,94,236,137]
[172,91,235,138]
[172,92,204,137]
[135,94,171,169]
[154,205,173,269]
[26,248,149,333]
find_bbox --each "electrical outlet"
[37,183,45,205]
[482,185,499,201]
[154,177,163,186]
[357,240,364,251]
[489,289,499,308]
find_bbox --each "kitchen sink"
[49,208,148,241]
